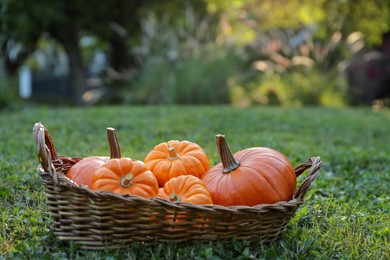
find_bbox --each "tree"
[0,0,208,105]
[0,0,146,105]
[0,0,49,75]
[1,0,90,105]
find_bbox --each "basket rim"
[37,156,321,213]
[33,122,324,212]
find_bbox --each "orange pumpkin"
[157,175,212,228]
[66,156,109,187]
[201,135,296,206]
[144,140,210,187]
[158,175,213,205]
[91,158,159,197]
[66,127,120,187]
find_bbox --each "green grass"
[1,105,389,259]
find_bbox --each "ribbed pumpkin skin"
[201,147,296,206]
[66,156,109,187]
[158,175,213,205]
[91,158,159,198]
[144,140,210,187]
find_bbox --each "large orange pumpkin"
[91,158,159,197]
[144,140,210,187]
[158,175,213,205]
[201,135,296,206]
[66,127,120,187]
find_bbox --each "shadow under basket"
[33,122,324,250]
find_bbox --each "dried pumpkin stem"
[168,146,179,160]
[169,192,181,202]
[120,173,133,188]
[216,134,240,174]
[107,127,121,159]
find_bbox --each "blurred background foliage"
[0,0,389,109]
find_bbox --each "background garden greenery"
[1,105,389,259]
[1,0,389,107]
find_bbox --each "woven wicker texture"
[33,123,323,249]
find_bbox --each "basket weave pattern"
[33,123,323,249]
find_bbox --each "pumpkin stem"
[168,146,180,160]
[120,173,133,188]
[107,127,121,159]
[169,192,181,202]
[216,134,240,174]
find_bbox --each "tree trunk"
[63,31,87,106]
[104,0,143,103]
[109,28,129,73]
[49,24,87,106]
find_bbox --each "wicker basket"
[33,122,323,249]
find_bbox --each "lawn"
[1,105,389,259]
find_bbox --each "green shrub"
[127,7,241,105]
[233,28,352,106]
[259,70,345,106]
[130,48,238,104]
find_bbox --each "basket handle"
[33,122,59,184]
[293,156,324,200]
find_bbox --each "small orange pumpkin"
[158,175,213,205]
[201,134,296,206]
[91,158,159,197]
[157,175,212,228]
[144,140,210,187]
